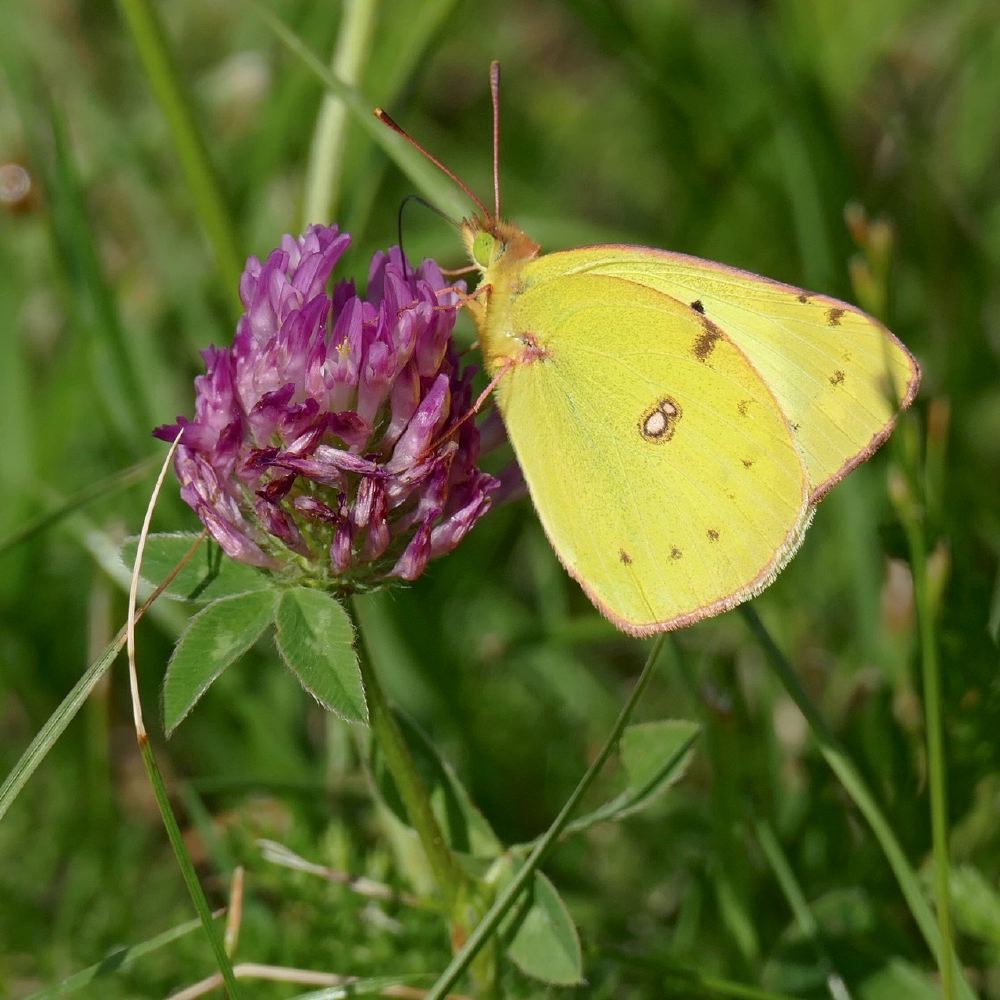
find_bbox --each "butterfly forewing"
[495,272,811,634]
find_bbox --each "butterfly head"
[462,217,540,278]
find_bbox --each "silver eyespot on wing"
[639,397,681,442]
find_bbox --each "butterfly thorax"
[461,216,541,374]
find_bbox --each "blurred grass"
[2,0,999,997]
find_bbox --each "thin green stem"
[116,0,244,318]
[351,604,469,911]
[425,635,666,1000]
[740,605,974,1000]
[895,471,956,1000]
[351,606,497,996]
[302,0,379,226]
[136,736,240,998]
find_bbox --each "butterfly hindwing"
[495,271,811,633]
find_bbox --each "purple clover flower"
[155,225,498,588]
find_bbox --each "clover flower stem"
[353,628,464,901]
[351,600,496,994]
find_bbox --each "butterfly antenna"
[397,194,460,279]
[374,108,491,220]
[490,60,502,220]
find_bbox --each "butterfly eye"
[472,231,500,268]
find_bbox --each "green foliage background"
[1,0,999,996]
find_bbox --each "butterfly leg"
[433,282,492,321]
[419,353,516,458]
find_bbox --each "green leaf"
[122,533,271,603]
[274,588,367,723]
[370,711,501,858]
[950,864,1000,949]
[562,718,700,836]
[163,590,278,735]
[859,958,942,1000]
[618,718,701,811]
[506,871,583,985]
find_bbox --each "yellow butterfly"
[376,64,920,635]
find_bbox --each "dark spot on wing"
[639,397,681,442]
[693,318,722,362]
[827,307,845,327]
[829,370,845,385]
[707,528,720,542]
[791,421,801,431]
[742,458,754,468]
[619,549,632,565]
[670,547,682,560]
[797,292,809,304]
[737,400,750,417]
[690,299,705,314]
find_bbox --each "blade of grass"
[368,0,458,103]
[302,0,379,226]
[46,98,155,446]
[608,946,806,1000]
[116,0,244,318]
[0,269,34,539]
[688,974,803,1000]
[136,738,241,997]
[339,0,461,240]
[0,532,205,825]
[25,911,223,999]
[0,458,156,558]
[0,53,144,452]
[890,465,957,1000]
[250,0,469,222]
[209,970,457,1000]
[125,436,240,997]
[753,818,852,1000]
[740,604,974,1000]
[224,866,245,957]
[237,2,338,201]
[424,635,666,1000]
[259,838,438,911]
